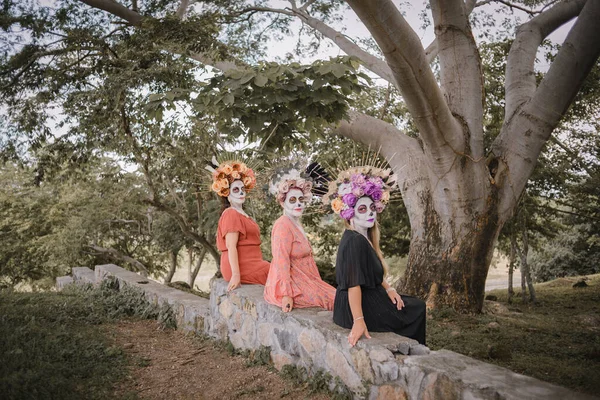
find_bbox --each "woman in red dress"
[264,170,335,312]
[210,161,270,291]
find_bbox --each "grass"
[427,274,600,396]
[0,279,175,400]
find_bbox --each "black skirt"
[332,230,426,345]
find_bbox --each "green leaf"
[223,93,234,105]
[254,75,268,87]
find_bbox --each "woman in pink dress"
[264,172,335,312]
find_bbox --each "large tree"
[2,0,599,311]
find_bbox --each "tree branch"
[345,0,463,161]
[78,0,143,26]
[88,244,150,276]
[504,0,587,118]
[494,0,600,217]
[176,0,191,19]
[431,0,484,159]
[336,111,424,181]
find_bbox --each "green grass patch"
[0,279,175,400]
[427,274,600,395]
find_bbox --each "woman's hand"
[387,288,405,310]
[227,274,241,292]
[282,296,294,312]
[348,318,371,347]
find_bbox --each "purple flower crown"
[323,166,395,220]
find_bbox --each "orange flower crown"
[210,161,256,197]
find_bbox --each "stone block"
[370,384,408,400]
[218,298,234,319]
[72,267,96,284]
[242,298,258,319]
[409,344,430,355]
[56,276,73,290]
[325,343,363,391]
[298,328,327,361]
[421,372,460,400]
[369,348,394,363]
[351,348,375,383]
[372,360,399,382]
[274,327,299,355]
[271,351,295,370]
[256,322,280,347]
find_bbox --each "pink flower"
[374,201,385,213]
[342,193,358,207]
[340,207,355,220]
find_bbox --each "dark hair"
[220,196,231,212]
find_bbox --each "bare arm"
[347,286,371,346]
[225,232,241,291]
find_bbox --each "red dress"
[216,208,270,284]
[264,215,335,310]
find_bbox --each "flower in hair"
[209,161,256,197]
[323,166,396,220]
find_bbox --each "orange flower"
[219,188,230,197]
[214,178,229,190]
[381,190,390,202]
[231,171,241,179]
[245,168,255,178]
[331,198,344,213]
[239,163,248,173]
[221,164,233,175]
[231,162,242,171]
[242,176,254,188]
[211,181,221,192]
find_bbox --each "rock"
[421,373,460,400]
[351,348,375,382]
[450,330,461,337]
[573,280,588,288]
[298,329,326,359]
[487,343,512,361]
[56,276,74,290]
[325,343,363,390]
[271,352,295,370]
[409,344,430,355]
[122,343,134,349]
[372,360,399,382]
[487,322,500,330]
[371,384,408,400]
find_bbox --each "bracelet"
[353,316,364,322]
[386,287,396,293]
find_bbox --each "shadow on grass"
[427,274,600,396]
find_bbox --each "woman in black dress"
[324,167,426,347]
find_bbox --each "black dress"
[333,230,427,345]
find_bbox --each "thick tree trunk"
[399,188,502,313]
[164,249,179,283]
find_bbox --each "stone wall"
[57,265,596,400]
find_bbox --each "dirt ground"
[108,320,331,400]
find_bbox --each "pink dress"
[264,215,335,310]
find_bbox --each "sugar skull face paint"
[227,180,246,207]
[283,188,306,218]
[352,196,376,230]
